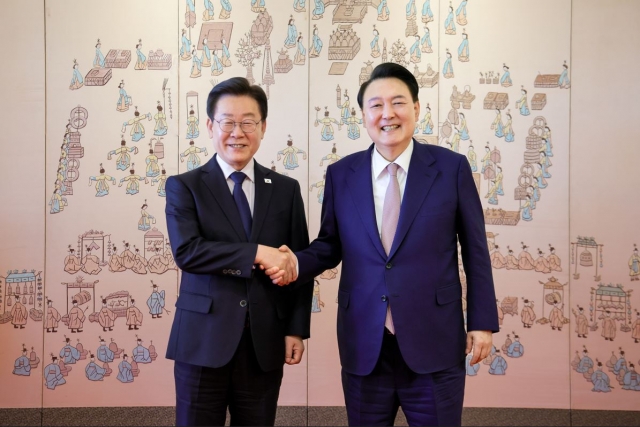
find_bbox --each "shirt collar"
[372,140,414,179]
[216,155,255,182]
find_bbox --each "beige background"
[0,0,638,413]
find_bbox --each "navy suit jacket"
[296,141,499,376]
[165,155,313,372]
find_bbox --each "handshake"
[255,244,298,286]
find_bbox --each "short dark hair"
[357,62,419,109]
[206,77,268,121]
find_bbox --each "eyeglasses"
[214,118,262,134]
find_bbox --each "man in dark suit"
[270,63,499,426]
[165,77,312,426]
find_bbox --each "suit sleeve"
[295,165,343,285]
[455,156,500,333]
[165,176,257,278]
[284,180,313,339]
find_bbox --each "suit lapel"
[388,141,439,259]
[201,154,248,242]
[347,145,387,260]
[250,162,273,243]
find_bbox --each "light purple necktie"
[381,162,400,334]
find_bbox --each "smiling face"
[206,95,266,170]
[361,77,420,160]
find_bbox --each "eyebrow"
[217,112,258,118]
[367,95,408,103]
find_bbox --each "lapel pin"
[264,179,272,184]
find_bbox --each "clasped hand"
[256,245,297,286]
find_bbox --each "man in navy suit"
[165,77,312,426]
[270,63,499,426]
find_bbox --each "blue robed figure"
[221,41,231,64]
[191,52,202,74]
[613,357,628,376]
[406,0,416,16]
[297,37,306,56]
[421,29,432,51]
[85,359,106,381]
[623,370,640,391]
[410,37,421,61]
[147,290,166,316]
[204,0,214,15]
[558,66,570,88]
[70,67,83,87]
[377,0,389,16]
[97,344,115,363]
[313,0,325,18]
[136,47,147,67]
[60,344,81,365]
[442,55,453,76]
[576,355,593,373]
[521,198,533,221]
[465,353,480,376]
[220,0,232,12]
[294,0,305,10]
[13,355,32,376]
[489,353,507,375]
[180,33,191,58]
[458,36,469,59]
[422,0,433,20]
[456,1,467,20]
[444,8,456,32]
[312,31,323,54]
[44,362,66,389]
[500,69,511,86]
[94,45,106,68]
[211,50,223,74]
[459,117,469,140]
[117,358,134,383]
[506,340,524,358]
[202,43,211,65]
[285,20,298,47]
[133,343,152,364]
[591,370,611,392]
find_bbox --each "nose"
[231,123,245,137]
[381,102,395,120]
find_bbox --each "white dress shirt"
[371,142,413,237]
[216,155,255,216]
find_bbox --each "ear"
[206,117,214,138]
[260,119,267,138]
[413,100,420,122]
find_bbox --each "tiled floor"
[2,406,639,426]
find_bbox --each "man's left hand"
[285,335,304,365]
[466,330,493,365]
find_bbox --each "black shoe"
[71,330,76,333]
[109,328,113,331]
[129,326,133,330]
[78,329,83,333]
[53,329,57,332]
[157,315,162,318]
[46,329,51,333]
[14,325,18,329]
[103,328,107,332]
[134,326,139,330]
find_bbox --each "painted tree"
[235,32,262,84]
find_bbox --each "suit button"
[240,300,247,307]
[236,270,241,275]
[223,269,228,274]
[386,263,392,269]
[381,295,388,302]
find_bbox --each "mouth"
[227,144,248,149]
[381,125,400,132]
